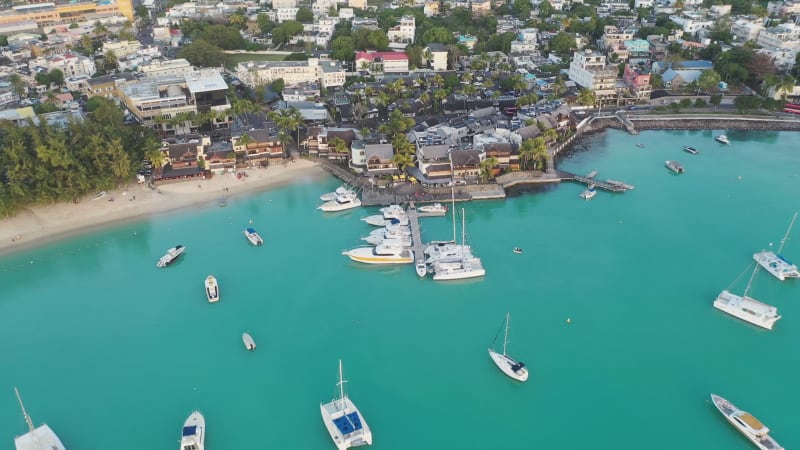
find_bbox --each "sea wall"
[586,115,800,132]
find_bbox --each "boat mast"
[743,264,759,298]
[337,360,347,412]
[777,212,798,254]
[451,186,457,242]
[461,208,466,257]
[503,313,510,356]
[14,387,35,434]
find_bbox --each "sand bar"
[0,159,327,255]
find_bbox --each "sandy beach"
[0,159,327,255]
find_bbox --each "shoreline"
[0,159,327,256]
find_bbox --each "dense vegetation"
[0,98,161,217]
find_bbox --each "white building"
[29,53,96,78]
[272,0,297,8]
[102,40,142,59]
[731,19,764,42]
[669,13,713,34]
[138,59,195,78]
[568,49,618,96]
[756,23,800,51]
[425,44,448,71]
[313,0,338,15]
[387,15,415,43]
[423,0,440,16]
[634,0,654,8]
[276,7,300,22]
[338,7,354,18]
[235,58,346,89]
[355,51,409,74]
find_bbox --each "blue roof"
[333,412,363,435]
[182,426,197,437]
[677,60,713,69]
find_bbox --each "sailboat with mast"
[13,387,67,450]
[424,187,466,263]
[488,313,528,382]
[432,208,485,281]
[753,212,800,281]
[320,360,372,450]
[714,263,781,330]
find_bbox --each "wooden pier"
[556,170,634,192]
[406,202,426,264]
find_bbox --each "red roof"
[354,51,408,61]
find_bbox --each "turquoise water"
[1,129,799,450]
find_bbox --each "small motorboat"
[218,198,227,207]
[416,259,427,277]
[513,247,523,254]
[579,184,597,200]
[715,135,730,144]
[682,146,699,155]
[665,160,685,174]
[205,275,219,303]
[243,228,264,246]
[157,245,185,268]
[635,143,645,148]
[242,332,256,351]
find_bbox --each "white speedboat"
[205,275,219,303]
[244,227,264,246]
[416,259,427,277]
[362,233,412,247]
[665,160,684,173]
[385,222,411,236]
[321,185,355,201]
[157,245,185,268]
[343,243,414,265]
[711,394,783,450]
[320,360,372,450]
[716,135,730,144]
[242,332,256,351]
[14,387,67,450]
[361,215,409,227]
[579,184,596,200]
[319,192,362,212]
[714,264,780,330]
[488,313,528,382]
[753,212,799,281]
[683,146,699,154]
[378,204,406,219]
[417,203,448,215]
[180,411,205,450]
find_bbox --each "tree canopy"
[178,39,226,68]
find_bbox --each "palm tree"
[9,74,26,99]
[551,78,567,97]
[776,75,796,99]
[235,133,255,150]
[391,151,414,172]
[543,128,558,143]
[519,138,536,170]
[433,89,448,113]
[479,156,499,182]
[532,137,547,171]
[577,89,596,108]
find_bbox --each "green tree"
[549,32,576,57]
[9,74,27,98]
[104,50,119,70]
[422,27,454,45]
[479,156,499,182]
[295,6,313,22]
[697,69,721,94]
[331,36,355,61]
[577,88,596,107]
[709,94,722,110]
[178,39,225,68]
[538,0,554,17]
[270,78,285,93]
[257,14,275,34]
[734,95,761,113]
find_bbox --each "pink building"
[354,51,409,74]
[623,64,652,102]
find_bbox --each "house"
[316,127,360,159]
[661,69,702,88]
[204,141,236,173]
[354,51,409,74]
[450,149,481,182]
[483,142,520,172]
[363,143,396,176]
[233,129,285,165]
[425,44,448,71]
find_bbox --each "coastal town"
[1,0,800,448]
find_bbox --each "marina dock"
[406,202,426,264]
[556,170,634,192]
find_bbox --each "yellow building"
[0,0,133,27]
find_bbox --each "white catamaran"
[13,387,67,450]
[714,263,781,330]
[753,212,799,281]
[320,360,372,450]
[488,313,528,382]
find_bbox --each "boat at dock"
[179,411,205,450]
[605,180,635,190]
[361,215,409,227]
[204,275,219,303]
[579,184,597,200]
[242,332,256,350]
[716,135,730,144]
[432,209,485,281]
[244,227,264,246]
[753,212,799,281]
[362,232,412,247]
[683,146,699,154]
[488,313,528,382]
[320,360,372,450]
[319,192,362,212]
[157,245,185,268]
[321,185,355,201]
[417,203,448,215]
[665,160,684,174]
[714,263,781,330]
[416,259,427,277]
[343,241,414,265]
[378,204,406,219]
[711,394,783,450]
[14,387,67,450]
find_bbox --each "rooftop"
[184,70,228,94]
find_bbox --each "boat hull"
[344,247,414,265]
[180,411,205,450]
[205,276,219,303]
[713,290,780,330]
[753,251,799,281]
[415,260,427,277]
[242,332,256,350]
[711,394,784,450]
[488,349,528,381]
[320,398,373,450]
[14,424,66,450]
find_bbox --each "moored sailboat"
[13,387,67,450]
[753,212,799,281]
[713,263,781,330]
[320,360,372,450]
[488,314,528,382]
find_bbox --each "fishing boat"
[242,332,256,351]
[417,203,448,215]
[716,135,730,144]
[711,394,784,450]
[378,204,406,220]
[243,227,264,246]
[361,232,412,247]
[606,179,635,190]
[665,160,684,174]
[320,360,372,450]
[179,411,205,450]
[204,275,219,303]
[714,263,781,330]
[753,212,799,281]
[579,184,597,200]
[157,245,185,268]
[13,387,67,450]
[488,313,528,382]
[683,146,699,154]
[432,209,485,281]
[415,259,427,277]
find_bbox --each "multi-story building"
[756,23,800,51]
[423,0,440,16]
[767,0,800,16]
[119,69,230,136]
[351,17,379,30]
[313,0,337,15]
[348,0,366,9]
[623,64,651,102]
[471,0,491,16]
[272,0,297,8]
[623,39,650,65]
[568,49,618,103]
[29,52,96,78]
[425,44,448,71]
[84,72,137,98]
[138,59,194,78]
[275,7,299,22]
[235,58,346,89]
[599,26,635,52]
[387,15,415,43]
[669,12,713,34]
[102,40,141,59]
[0,0,133,28]
[731,19,764,42]
[354,51,409,74]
